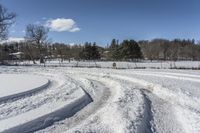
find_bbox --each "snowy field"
[12,60,200,69]
[0,66,200,133]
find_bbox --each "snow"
[0,74,49,101]
[0,65,200,133]
[0,89,89,132]
[13,60,200,69]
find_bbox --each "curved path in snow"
[0,67,200,133]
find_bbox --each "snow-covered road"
[0,66,200,133]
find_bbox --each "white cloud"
[45,18,80,32]
[69,27,80,32]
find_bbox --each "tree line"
[139,39,200,61]
[2,37,200,63]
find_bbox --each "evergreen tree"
[91,42,101,60]
[81,42,91,60]
[121,40,142,61]
[80,42,100,60]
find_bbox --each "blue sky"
[1,0,200,45]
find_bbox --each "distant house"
[9,52,24,60]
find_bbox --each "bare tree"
[25,24,49,64]
[0,4,16,40]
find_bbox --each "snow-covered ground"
[0,66,200,133]
[0,74,49,101]
[13,60,200,69]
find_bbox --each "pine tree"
[121,40,142,61]
[80,42,100,60]
[91,42,100,60]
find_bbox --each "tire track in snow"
[1,67,200,133]
[80,71,185,133]
[0,70,90,121]
[34,69,200,133]
[0,68,113,133]
[106,71,199,133]
[99,69,200,133]
[3,89,93,133]
[37,78,112,133]
[102,73,157,133]
[66,72,150,133]
[0,70,94,132]
[137,90,155,133]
